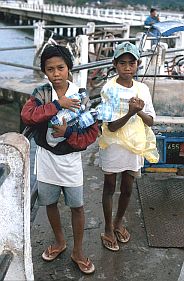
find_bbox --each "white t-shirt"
[35,81,83,187]
[99,78,156,173]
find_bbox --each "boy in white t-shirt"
[21,45,97,274]
[99,42,157,251]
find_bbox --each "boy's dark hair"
[150,8,157,13]
[40,44,73,73]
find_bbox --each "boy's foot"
[42,244,66,261]
[114,227,130,243]
[71,255,95,274]
[100,233,119,251]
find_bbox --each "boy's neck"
[116,77,133,88]
[54,81,69,97]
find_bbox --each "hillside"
[125,0,184,10]
[45,0,184,11]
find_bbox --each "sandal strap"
[101,234,117,246]
[47,245,66,255]
[75,258,91,268]
[115,227,128,236]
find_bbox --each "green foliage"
[44,0,184,10]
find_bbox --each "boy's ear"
[137,59,142,66]
[112,59,117,67]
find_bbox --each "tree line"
[45,0,184,12]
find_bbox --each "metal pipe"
[0,24,126,30]
[89,37,139,44]
[0,26,37,30]
[43,24,126,29]
[0,46,36,51]
[152,49,160,102]
[0,61,40,71]
[0,44,181,55]
[73,59,112,71]
[0,58,184,78]
[0,59,112,71]
[89,35,179,44]
[166,47,184,53]
[0,250,13,281]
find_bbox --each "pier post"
[0,133,34,281]
[86,22,95,62]
[175,32,184,55]
[86,21,95,35]
[123,24,130,39]
[72,35,89,88]
[156,42,168,75]
[136,32,150,76]
[34,21,45,51]
[147,43,168,77]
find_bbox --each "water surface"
[0,21,35,79]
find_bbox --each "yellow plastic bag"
[99,112,159,163]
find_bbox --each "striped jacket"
[21,83,98,155]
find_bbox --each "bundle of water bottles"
[49,88,98,129]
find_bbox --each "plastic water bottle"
[78,109,98,128]
[49,89,89,127]
[78,88,90,111]
[50,109,79,126]
[96,102,113,121]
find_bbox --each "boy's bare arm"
[108,112,133,132]
[137,111,153,127]
[108,97,144,132]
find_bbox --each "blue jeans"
[149,29,160,46]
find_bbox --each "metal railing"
[0,49,183,73]
[0,23,182,72]
[0,2,183,24]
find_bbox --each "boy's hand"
[52,117,67,138]
[128,97,145,116]
[57,96,80,112]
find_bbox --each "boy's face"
[44,56,69,88]
[151,10,157,17]
[113,53,138,81]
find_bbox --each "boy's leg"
[71,206,95,273]
[41,203,66,261]
[71,206,85,260]
[63,186,95,273]
[62,185,85,259]
[102,173,117,239]
[46,203,66,249]
[37,181,66,259]
[113,171,134,241]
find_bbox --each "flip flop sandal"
[101,233,119,251]
[71,256,95,274]
[42,244,67,261]
[114,228,130,243]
